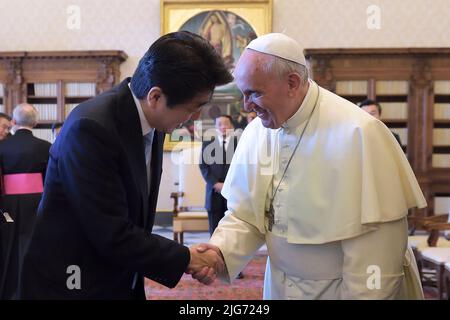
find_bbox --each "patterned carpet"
[148,226,438,300]
[145,251,267,300]
[145,251,438,300]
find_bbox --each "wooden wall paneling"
[0,50,127,142]
[304,48,450,219]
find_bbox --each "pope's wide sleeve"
[210,213,266,283]
[340,217,408,299]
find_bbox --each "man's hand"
[213,182,224,193]
[186,243,225,285]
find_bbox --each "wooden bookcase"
[0,51,127,142]
[304,48,450,217]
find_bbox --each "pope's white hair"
[261,55,309,85]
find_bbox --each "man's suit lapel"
[115,79,148,225]
[146,131,164,229]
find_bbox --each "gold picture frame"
[161,0,272,37]
[161,0,272,151]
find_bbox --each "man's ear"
[11,119,17,126]
[146,87,163,109]
[287,72,302,96]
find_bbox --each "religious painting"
[180,10,257,70]
[161,0,272,150]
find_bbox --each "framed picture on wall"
[161,0,272,150]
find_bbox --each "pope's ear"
[146,87,162,109]
[287,72,302,92]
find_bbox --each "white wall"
[0,0,161,78]
[1,0,449,79]
[273,0,450,48]
[159,151,180,212]
[1,0,449,211]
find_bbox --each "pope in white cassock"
[197,33,427,299]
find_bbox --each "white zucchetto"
[246,33,306,66]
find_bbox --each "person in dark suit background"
[0,112,12,141]
[0,103,51,299]
[199,115,243,279]
[19,31,233,300]
[200,115,238,235]
[359,99,403,147]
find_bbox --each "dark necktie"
[143,132,153,192]
[222,138,227,165]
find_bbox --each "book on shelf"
[435,81,450,95]
[33,83,58,97]
[335,80,367,95]
[65,82,96,97]
[390,128,408,145]
[432,154,450,168]
[65,103,79,118]
[433,129,450,146]
[0,84,4,97]
[381,102,408,119]
[376,80,408,95]
[434,103,450,119]
[32,128,53,144]
[0,105,4,113]
[34,104,58,121]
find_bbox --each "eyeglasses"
[0,124,11,131]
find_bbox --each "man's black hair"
[131,31,233,107]
[358,99,382,115]
[0,112,11,121]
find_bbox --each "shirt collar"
[13,127,33,133]
[128,83,153,137]
[217,133,231,144]
[281,80,319,131]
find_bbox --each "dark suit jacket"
[0,129,50,177]
[392,131,402,147]
[199,136,238,211]
[0,129,51,299]
[19,79,190,300]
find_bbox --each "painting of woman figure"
[202,14,226,55]
[180,10,256,70]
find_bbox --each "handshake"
[186,243,225,285]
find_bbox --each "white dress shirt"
[128,83,154,191]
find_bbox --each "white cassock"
[210,80,426,299]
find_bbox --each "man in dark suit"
[0,103,51,299]
[359,99,403,147]
[199,115,238,235]
[19,31,233,299]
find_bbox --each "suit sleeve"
[58,119,190,288]
[199,140,219,185]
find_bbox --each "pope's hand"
[186,243,225,285]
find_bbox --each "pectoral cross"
[266,202,275,232]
